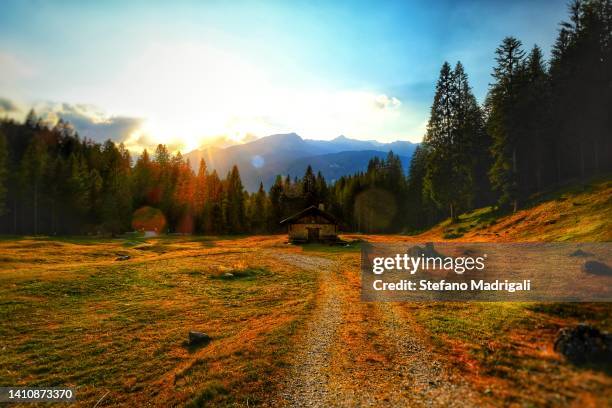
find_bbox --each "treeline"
[0,0,609,236]
[406,0,612,228]
[0,115,268,235]
[0,113,408,235]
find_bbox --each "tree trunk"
[580,141,585,179]
[34,183,38,235]
[13,198,17,234]
[556,144,562,184]
[51,198,57,235]
[513,199,518,213]
[512,148,518,213]
[594,138,600,173]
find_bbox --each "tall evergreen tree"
[487,37,527,212]
[0,130,7,216]
[225,165,245,233]
[20,136,49,234]
[268,175,284,230]
[302,165,317,206]
[423,62,479,221]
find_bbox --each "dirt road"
[270,250,482,407]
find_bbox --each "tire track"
[269,251,343,407]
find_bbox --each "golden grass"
[1,178,610,406]
[341,177,612,406]
[0,235,316,406]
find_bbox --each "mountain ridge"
[184,133,418,191]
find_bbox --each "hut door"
[307,227,320,242]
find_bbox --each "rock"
[554,324,612,364]
[223,272,234,278]
[408,243,443,259]
[115,255,130,261]
[189,331,211,346]
[569,249,592,257]
[582,260,612,276]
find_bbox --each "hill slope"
[350,177,612,242]
[422,178,612,242]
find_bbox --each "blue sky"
[0,0,568,151]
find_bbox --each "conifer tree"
[423,62,475,221]
[20,136,49,234]
[225,165,245,233]
[0,130,7,216]
[268,175,284,230]
[487,37,526,212]
[302,165,317,206]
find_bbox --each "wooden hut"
[280,205,339,243]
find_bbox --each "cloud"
[373,94,402,110]
[33,102,144,144]
[0,52,37,80]
[0,97,20,113]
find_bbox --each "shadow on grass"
[300,240,363,253]
[182,338,212,354]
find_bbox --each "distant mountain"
[266,150,413,186]
[184,133,418,191]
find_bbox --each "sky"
[0,0,568,152]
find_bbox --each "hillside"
[350,177,612,243]
[342,177,612,406]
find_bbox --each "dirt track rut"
[270,250,481,407]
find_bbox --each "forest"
[0,0,610,236]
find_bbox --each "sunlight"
[114,42,272,151]
[110,41,410,153]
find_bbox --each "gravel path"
[269,252,343,407]
[269,251,482,407]
[378,303,481,407]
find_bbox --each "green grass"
[0,236,317,406]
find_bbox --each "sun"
[115,42,273,153]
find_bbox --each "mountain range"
[184,133,418,191]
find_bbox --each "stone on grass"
[115,255,131,261]
[189,331,211,346]
[582,260,612,276]
[223,272,234,278]
[569,249,592,257]
[554,324,612,365]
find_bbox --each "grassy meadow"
[0,178,611,406]
[0,236,320,406]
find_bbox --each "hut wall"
[288,223,337,241]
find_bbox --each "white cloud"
[373,94,402,110]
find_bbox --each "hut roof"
[279,205,338,225]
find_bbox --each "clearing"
[0,178,611,406]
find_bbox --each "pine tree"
[249,182,267,233]
[225,165,245,233]
[302,165,317,206]
[20,136,49,234]
[315,171,329,206]
[194,158,208,232]
[523,45,551,190]
[132,149,153,208]
[487,37,526,212]
[25,109,38,128]
[0,130,7,216]
[423,62,476,222]
[406,144,434,229]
